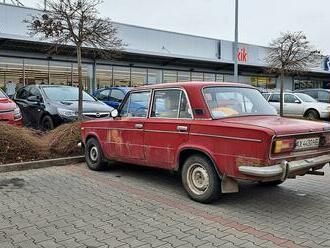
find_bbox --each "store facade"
[0,3,329,95]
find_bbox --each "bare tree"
[26,0,123,119]
[266,31,320,116]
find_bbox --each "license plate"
[295,137,320,150]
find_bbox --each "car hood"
[53,100,113,112]
[0,97,17,111]
[222,115,330,135]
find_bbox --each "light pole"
[233,0,239,82]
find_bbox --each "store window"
[96,65,112,89]
[113,66,130,87]
[204,73,216,82]
[147,69,162,84]
[216,74,224,82]
[294,79,323,90]
[191,72,203,81]
[163,70,177,83]
[24,59,49,85]
[131,67,147,86]
[0,57,24,94]
[72,63,93,90]
[251,76,276,89]
[49,61,74,86]
[178,71,191,82]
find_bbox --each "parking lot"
[1,163,330,248]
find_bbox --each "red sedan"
[0,89,22,126]
[80,82,330,203]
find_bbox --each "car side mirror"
[295,100,301,104]
[27,95,40,103]
[111,109,119,118]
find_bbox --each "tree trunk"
[279,71,284,117]
[77,45,83,120]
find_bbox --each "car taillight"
[273,138,295,154]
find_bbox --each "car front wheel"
[85,138,108,171]
[41,115,54,131]
[181,155,221,203]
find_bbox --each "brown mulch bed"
[0,122,82,165]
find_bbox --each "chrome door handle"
[177,125,188,132]
[135,123,143,129]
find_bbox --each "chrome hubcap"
[90,146,98,162]
[187,163,209,195]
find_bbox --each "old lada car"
[80,82,330,203]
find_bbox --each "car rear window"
[203,87,277,119]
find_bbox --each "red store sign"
[237,48,248,62]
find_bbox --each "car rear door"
[105,90,151,161]
[144,88,193,169]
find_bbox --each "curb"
[0,156,85,173]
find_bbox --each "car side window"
[16,87,30,100]
[29,87,43,101]
[120,91,151,118]
[110,89,125,102]
[306,91,317,99]
[95,89,110,101]
[285,94,299,103]
[151,89,192,119]
[269,94,280,102]
[318,91,329,102]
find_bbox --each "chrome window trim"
[148,87,194,120]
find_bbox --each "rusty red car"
[80,82,330,203]
[0,89,22,126]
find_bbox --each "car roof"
[132,82,255,91]
[296,88,330,92]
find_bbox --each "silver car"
[263,92,330,120]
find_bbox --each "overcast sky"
[19,0,330,54]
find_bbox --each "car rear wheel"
[41,115,54,131]
[305,109,320,120]
[181,155,221,203]
[258,180,284,187]
[85,138,108,171]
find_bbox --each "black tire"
[85,138,108,171]
[40,115,54,131]
[181,155,221,203]
[305,109,320,120]
[258,180,284,187]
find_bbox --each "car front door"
[27,87,45,128]
[268,93,281,114]
[14,86,32,127]
[284,94,304,116]
[144,89,193,169]
[104,90,151,161]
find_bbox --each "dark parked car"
[14,85,113,130]
[295,89,330,103]
[93,87,130,108]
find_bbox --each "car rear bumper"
[239,154,330,180]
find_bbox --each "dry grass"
[0,122,82,165]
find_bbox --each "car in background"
[14,85,113,130]
[295,89,330,103]
[93,87,130,108]
[264,92,330,120]
[0,89,22,126]
[81,82,330,203]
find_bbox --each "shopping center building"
[0,3,330,94]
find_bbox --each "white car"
[263,92,330,120]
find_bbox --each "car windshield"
[0,89,6,98]
[295,93,317,103]
[43,86,95,101]
[203,87,278,119]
